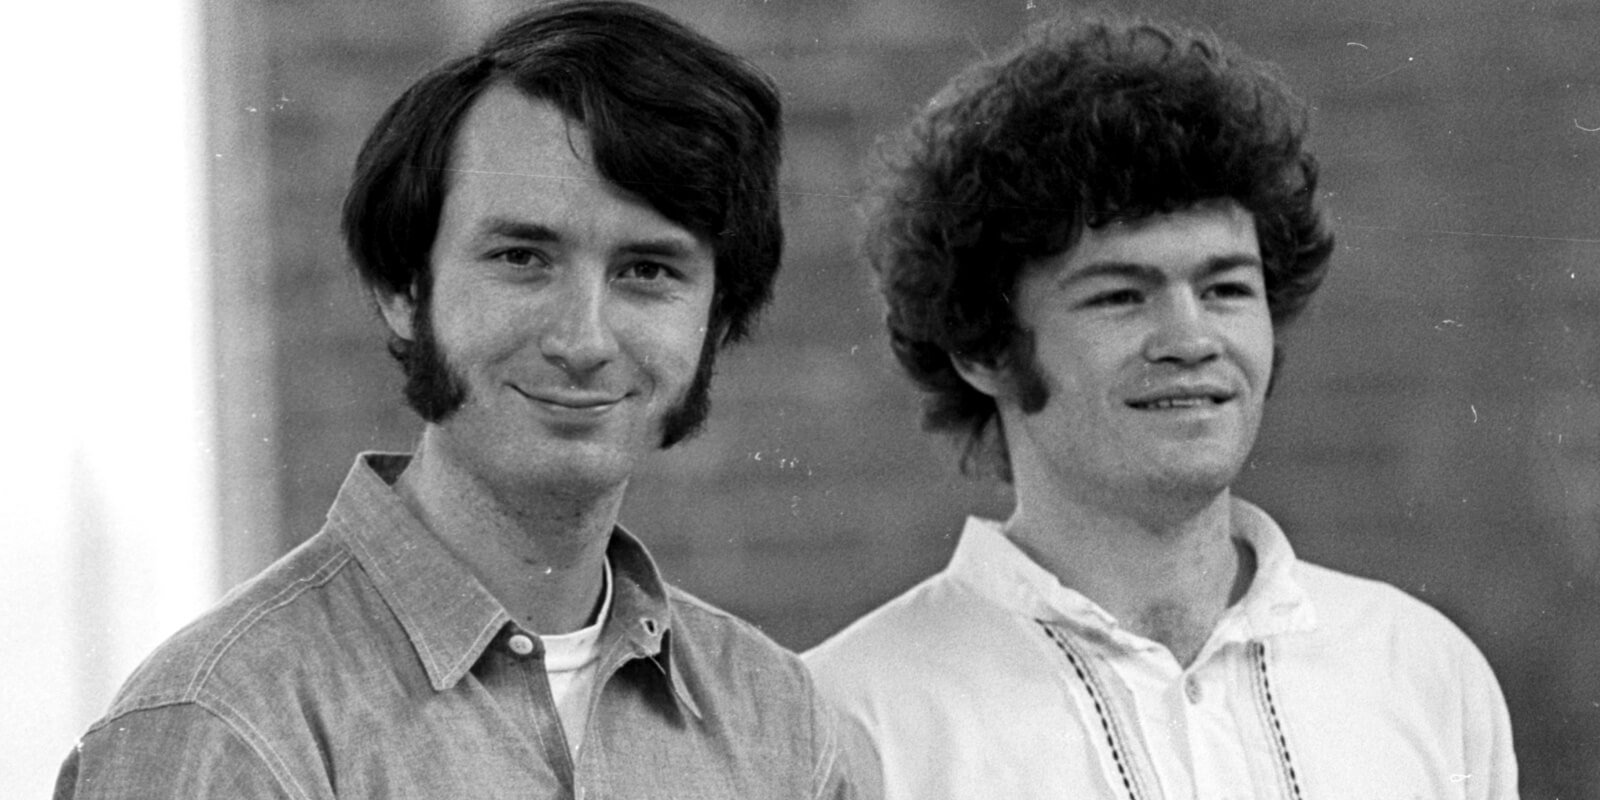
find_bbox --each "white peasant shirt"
[805,500,1517,800]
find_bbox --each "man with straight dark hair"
[57,3,868,797]
[807,12,1516,799]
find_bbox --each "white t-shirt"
[541,557,613,755]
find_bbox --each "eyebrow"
[1061,253,1263,287]
[472,217,704,259]
[618,238,702,260]
[474,218,561,244]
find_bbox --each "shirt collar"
[602,522,703,719]
[325,453,702,717]
[945,515,1122,631]
[944,497,1316,650]
[1209,498,1318,643]
[327,453,511,691]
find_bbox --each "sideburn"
[399,288,470,423]
[1005,328,1052,414]
[658,332,717,448]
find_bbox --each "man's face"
[987,201,1274,508]
[379,85,716,496]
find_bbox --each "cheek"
[1239,317,1276,384]
[623,306,710,381]
[1039,323,1128,390]
[431,289,528,371]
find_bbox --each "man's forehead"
[449,84,593,182]
[1053,201,1260,278]
[436,84,711,257]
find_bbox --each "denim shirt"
[56,454,869,799]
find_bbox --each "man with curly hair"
[807,13,1516,799]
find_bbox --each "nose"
[539,271,617,376]
[1143,289,1222,366]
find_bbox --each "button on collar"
[1184,674,1203,704]
[508,633,536,657]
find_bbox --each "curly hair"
[866,12,1335,480]
[341,1,782,430]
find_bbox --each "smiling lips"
[515,387,626,412]
[1125,384,1237,411]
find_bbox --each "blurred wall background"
[212,0,1600,795]
[9,0,1595,797]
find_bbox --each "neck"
[393,430,621,635]
[1004,483,1253,667]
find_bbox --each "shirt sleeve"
[1457,645,1518,800]
[54,703,296,800]
[810,686,885,800]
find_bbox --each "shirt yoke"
[91,532,364,727]
[1291,560,1486,663]
[665,584,820,706]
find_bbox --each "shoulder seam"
[194,686,316,800]
[665,585,810,667]
[83,694,311,800]
[667,585,770,634]
[180,545,355,702]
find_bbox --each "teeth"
[1137,396,1221,409]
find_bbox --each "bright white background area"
[0,1,214,795]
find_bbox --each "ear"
[949,353,1007,400]
[374,285,417,342]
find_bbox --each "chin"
[468,437,640,499]
[540,449,640,491]
[1141,454,1245,501]
[1146,471,1234,503]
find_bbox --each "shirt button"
[508,633,535,656]
[1185,675,1203,704]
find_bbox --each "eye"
[617,260,678,283]
[489,247,547,269]
[1083,288,1144,308]
[1203,281,1258,300]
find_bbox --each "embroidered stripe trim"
[1250,640,1305,800]
[1039,622,1144,800]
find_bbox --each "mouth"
[513,387,626,412]
[1126,388,1236,411]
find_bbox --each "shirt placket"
[495,625,581,797]
[1114,648,1200,800]
[1179,652,1253,800]
[1171,642,1304,800]
[1039,622,1164,800]
[1044,621,1289,800]
[570,615,678,800]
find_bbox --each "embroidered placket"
[1039,622,1153,800]
[1249,640,1305,800]
[1041,623,1309,800]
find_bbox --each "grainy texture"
[213,1,1600,796]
